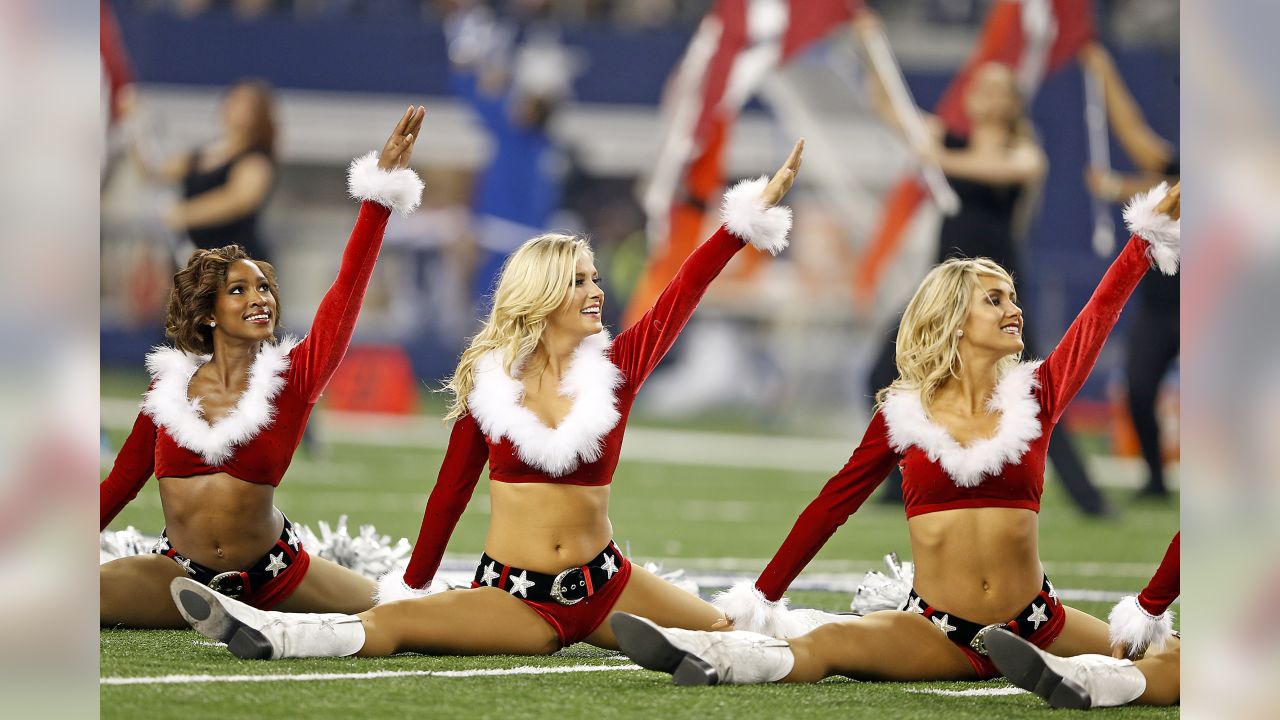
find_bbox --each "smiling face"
[546,253,604,341]
[960,273,1024,357]
[209,259,277,344]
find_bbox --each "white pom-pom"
[641,561,700,596]
[720,176,792,255]
[1108,595,1175,658]
[100,526,162,564]
[347,151,424,216]
[295,516,413,579]
[1122,181,1179,275]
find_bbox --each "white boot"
[610,612,795,686]
[985,629,1147,709]
[170,578,366,660]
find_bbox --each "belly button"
[982,580,990,592]
[215,547,225,559]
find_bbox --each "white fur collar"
[141,337,300,465]
[880,361,1044,488]
[467,331,623,477]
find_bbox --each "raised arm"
[611,141,803,387]
[754,411,901,601]
[1037,182,1179,422]
[288,107,426,401]
[377,415,490,602]
[100,411,158,530]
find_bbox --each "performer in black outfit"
[855,17,1110,514]
[1080,42,1180,498]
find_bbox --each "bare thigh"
[583,564,725,650]
[784,610,978,683]
[356,586,561,657]
[1045,605,1113,657]
[1135,637,1180,706]
[274,556,376,614]
[100,555,186,628]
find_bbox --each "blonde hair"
[875,257,1020,409]
[444,233,593,422]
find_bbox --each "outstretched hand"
[759,139,805,207]
[379,105,426,171]
[1155,181,1180,220]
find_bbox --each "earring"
[209,321,216,328]
[956,329,964,337]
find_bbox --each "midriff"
[157,473,281,570]
[485,481,613,572]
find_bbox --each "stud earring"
[209,321,216,328]
[956,329,964,337]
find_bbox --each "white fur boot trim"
[719,177,792,255]
[347,151,425,216]
[1122,181,1179,275]
[1108,594,1175,658]
[171,578,365,659]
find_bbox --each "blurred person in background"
[987,533,1180,708]
[120,79,278,264]
[99,108,426,627]
[854,13,1110,517]
[609,184,1179,693]
[444,3,578,310]
[1080,41,1180,500]
[169,144,806,660]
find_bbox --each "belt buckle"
[549,568,586,606]
[970,623,1007,657]
[209,571,247,600]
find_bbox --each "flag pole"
[1083,62,1116,256]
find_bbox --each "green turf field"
[100,369,1179,719]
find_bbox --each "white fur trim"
[374,571,451,605]
[720,176,792,255]
[141,337,300,465]
[880,361,1044,488]
[467,331,623,477]
[711,581,846,639]
[347,151,424,216]
[1108,595,1175,658]
[1122,181,1179,276]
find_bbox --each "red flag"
[101,1,135,124]
[626,0,862,325]
[857,0,1095,304]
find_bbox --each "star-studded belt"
[901,575,1062,656]
[472,541,624,606]
[153,514,305,600]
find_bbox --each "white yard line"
[100,398,1177,488]
[907,687,1028,697]
[102,663,642,686]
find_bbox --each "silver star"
[507,570,535,598]
[480,561,500,586]
[906,596,925,614]
[1046,580,1060,605]
[1027,602,1049,630]
[599,553,619,579]
[264,552,288,577]
[154,537,170,553]
[285,526,301,551]
[178,557,195,576]
[932,613,956,636]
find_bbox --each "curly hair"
[165,245,281,355]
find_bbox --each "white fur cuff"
[1122,181,1179,276]
[720,177,792,255]
[374,572,449,605]
[347,151,425,216]
[1108,594,1175,658]
[711,581,828,639]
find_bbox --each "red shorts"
[471,555,633,647]
[155,519,311,611]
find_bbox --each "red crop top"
[401,177,794,588]
[100,154,423,530]
[755,186,1180,600]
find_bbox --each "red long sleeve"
[1037,234,1153,423]
[402,415,490,588]
[1138,532,1179,616]
[100,411,158,530]
[610,226,745,389]
[755,411,902,601]
[287,200,392,402]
